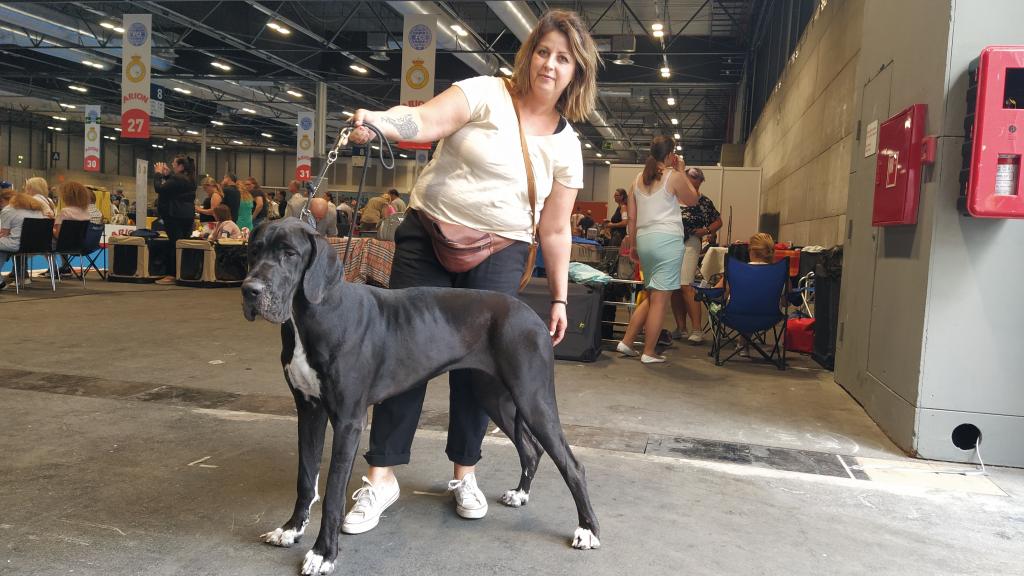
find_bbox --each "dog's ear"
[301,230,339,304]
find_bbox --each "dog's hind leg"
[261,393,328,548]
[505,380,601,550]
[471,378,542,508]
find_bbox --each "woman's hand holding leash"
[549,302,568,346]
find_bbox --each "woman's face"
[529,30,576,100]
[614,191,626,204]
[172,160,185,174]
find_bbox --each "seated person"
[714,232,775,288]
[87,191,104,224]
[53,181,92,240]
[0,189,48,290]
[308,197,338,237]
[206,204,242,242]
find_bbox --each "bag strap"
[503,78,537,246]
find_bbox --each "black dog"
[242,219,600,575]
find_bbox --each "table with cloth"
[327,236,394,287]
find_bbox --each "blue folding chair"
[709,256,790,369]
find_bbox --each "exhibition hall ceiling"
[0,1,756,162]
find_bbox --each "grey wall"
[837,0,1024,466]
[743,0,863,247]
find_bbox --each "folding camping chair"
[53,219,90,287]
[11,218,57,294]
[708,257,790,369]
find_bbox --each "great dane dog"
[241,219,600,575]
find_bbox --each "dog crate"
[106,235,166,283]
[176,238,248,287]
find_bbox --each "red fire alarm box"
[962,46,1024,218]
[873,104,927,226]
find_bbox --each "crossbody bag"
[417,78,538,291]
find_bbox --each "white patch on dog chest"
[286,320,321,400]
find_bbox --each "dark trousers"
[364,209,529,467]
[162,216,193,276]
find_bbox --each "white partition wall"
[598,164,762,242]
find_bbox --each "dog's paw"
[301,550,335,575]
[499,489,530,507]
[260,525,304,547]
[571,527,601,550]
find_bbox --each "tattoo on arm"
[382,114,419,139]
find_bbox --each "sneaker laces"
[350,477,378,513]
[447,476,484,507]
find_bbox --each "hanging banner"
[135,159,149,229]
[398,14,436,150]
[121,14,151,139]
[296,111,314,181]
[84,105,101,172]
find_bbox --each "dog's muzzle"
[242,277,285,322]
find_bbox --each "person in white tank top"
[617,136,700,363]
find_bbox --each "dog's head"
[241,219,340,323]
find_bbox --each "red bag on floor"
[786,317,815,354]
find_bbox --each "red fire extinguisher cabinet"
[962,46,1024,218]
[873,104,927,226]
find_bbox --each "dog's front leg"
[262,396,328,547]
[301,406,364,576]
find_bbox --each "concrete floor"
[2,280,1023,575]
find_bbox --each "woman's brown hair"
[642,136,676,187]
[749,232,776,263]
[212,203,231,222]
[510,9,599,122]
[60,181,90,209]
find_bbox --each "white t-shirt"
[409,75,584,243]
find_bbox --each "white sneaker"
[687,331,704,345]
[447,473,488,519]
[641,354,666,364]
[616,341,639,357]
[341,476,400,534]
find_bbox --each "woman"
[0,189,47,290]
[616,136,700,363]
[53,181,92,240]
[154,155,197,285]
[603,187,629,246]
[244,177,267,229]
[671,167,722,343]
[195,176,225,230]
[23,177,55,218]
[206,204,242,242]
[236,178,255,232]
[340,9,598,534]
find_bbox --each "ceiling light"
[369,51,390,61]
[399,153,408,158]
[671,118,679,125]
[653,30,665,38]
[82,59,95,67]
[211,61,232,71]
[186,130,199,135]
[54,127,63,132]
[584,143,592,149]
[52,115,67,121]
[286,90,302,98]
[173,87,191,95]
[676,145,682,151]
[166,137,178,142]
[372,145,380,151]
[674,133,681,139]
[47,126,55,130]
[611,54,634,66]
[113,27,124,34]
[660,67,671,78]
[667,97,676,106]
[114,127,121,132]
[232,140,244,145]
[68,84,88,93]
[82,60,104,69]
[596,152,603,158]
[210,120,224,126]
[450,24,468,37]
[241,107,256,114]
[151,144,163,148]
[349,64,367,74]
[652,23,664,31]
[261,132,272,138]
[267,21,290,35]
[210,146,222,150]
[100,22,115,30]
[267,147,276,152]
[604,160,611,165]
[60,104,76,109]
